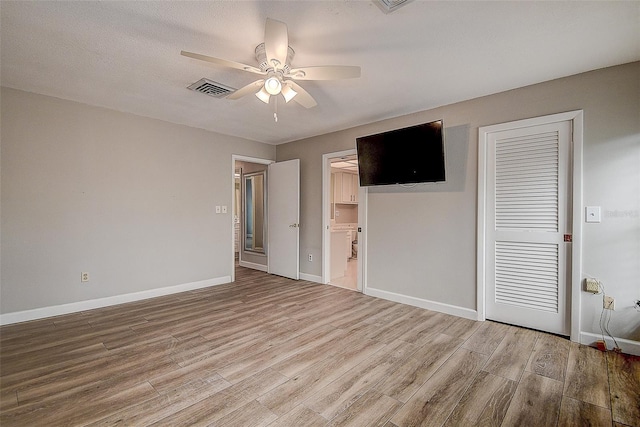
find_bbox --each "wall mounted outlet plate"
[603,295,615,310]
[585,278,599,293]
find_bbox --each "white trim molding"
[0,276,231,326]
[580,332,640,356]
[238,260,268,272]
[358,185,368,293]
[365,287,478,321]
[299,273,323,284]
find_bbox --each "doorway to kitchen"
[322,149,367,292]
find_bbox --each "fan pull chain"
[273,95,278,122]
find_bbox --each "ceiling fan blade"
[226,80,265,100]
[181,51,264,75]
[287,81,317,108]
[288,65,361,80]
[264,18,289,68]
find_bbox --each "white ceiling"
[2,1,638,145]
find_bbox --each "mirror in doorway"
[243,171,266,254]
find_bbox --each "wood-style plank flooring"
[1,265,638,426]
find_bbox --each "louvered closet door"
[486,121,571,335]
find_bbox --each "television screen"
[356,120,445,186]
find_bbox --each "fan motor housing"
[255,43,294,74]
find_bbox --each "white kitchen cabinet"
[351,174,359,203]
[333,172,358,204]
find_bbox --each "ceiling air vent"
[373,0,413,13]
[187,78,235,98]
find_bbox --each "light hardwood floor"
[1,265,638,426]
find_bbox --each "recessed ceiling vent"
[187,78,235,98]
[373,0,413,13]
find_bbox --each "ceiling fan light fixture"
[281,84,297,103]
[183,18,360,113]
[255,87,271,103]
[264,76,282,95]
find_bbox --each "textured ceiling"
[1,1,638,145]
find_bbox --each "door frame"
[231,154,274,283]
[476,110,583,341]
[322,149,368,291]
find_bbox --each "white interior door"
[268,159,300,280]
[485,120,572,335]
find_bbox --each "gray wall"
[276,62,640,341]
[1,88,275,314]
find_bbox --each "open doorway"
[322,149,366,292]
[231,155,301,283]
[231,155,273,282]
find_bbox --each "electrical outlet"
[585,278,600,293]
[308,254,313,262]
[81,272,89,282]
[603,296,615,310]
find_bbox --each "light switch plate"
[585,206,601,223]
[222,206,228,214]
[215,206,221,214]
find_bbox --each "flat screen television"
[356,120,445,186]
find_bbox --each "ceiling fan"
[181,18,360,113]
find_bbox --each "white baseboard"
[0,276,231,326]
[239,260,268,272]
[365,287,478,321]
[300,273,323,284]
[580,331,640,356]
